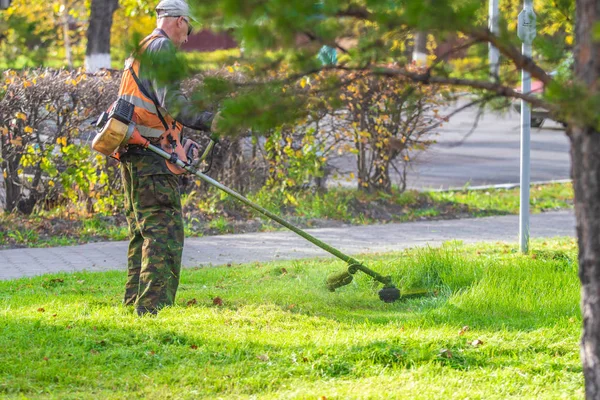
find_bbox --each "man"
[118,0,215,316]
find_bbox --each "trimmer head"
[378,286,401,303]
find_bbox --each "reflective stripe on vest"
[137,125,165,138]
[118,93,169,121]
[118,34,181,139]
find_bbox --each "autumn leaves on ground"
[0,239,581,399]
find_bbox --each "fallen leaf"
[66,325,72,329]
[281,268,288,274]
[49,278,64,283]
[288,304,296,310]
[439,349,453,359]
[471,339,484,347]
[43,357,49,361]
[318,396,328,400]
[37,308,45,312]
[52,314,57,318]
[227,263,232,267]
[190,344,198,350]
[90,349,99,354]
[257,354,269,362]
[458,325,470,336]
[213,297,223,306]
[148,351,155,356]
[302,357,309,362]
[186,298,197,307]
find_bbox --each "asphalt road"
[329,103,571,190]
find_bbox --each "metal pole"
[489,0,500,76]
[518,0,535,253]
[519,41,531,253]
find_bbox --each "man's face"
[172,16,192,47]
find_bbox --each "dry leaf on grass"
[186,298,197,307]
[439,349,453,359]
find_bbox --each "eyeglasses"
[182,17,193,36]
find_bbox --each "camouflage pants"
[120,152,184,315]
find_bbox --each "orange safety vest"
[117,33,183,140]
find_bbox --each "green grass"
[0,238,583,399]
[429,182,573,214]
[184,48,241,71]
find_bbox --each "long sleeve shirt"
[137,29,214,132]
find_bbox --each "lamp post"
[489,0,500,76]
[517,0,536,253]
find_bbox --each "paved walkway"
[0,210,576,280]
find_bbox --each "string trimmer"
[92,99,401,303]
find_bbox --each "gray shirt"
[137,29,214,132]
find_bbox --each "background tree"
[85,0,119,72]
[0,0,155,69]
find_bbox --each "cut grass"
[0,238,582,399]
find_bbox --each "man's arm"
[139,35,214,131]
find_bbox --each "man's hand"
[182,138,200,165]
[210,111,223,134]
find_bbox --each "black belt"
[121,145,148,157]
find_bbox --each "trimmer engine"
[92,99,136,156]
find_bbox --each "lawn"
[0,238,582,399]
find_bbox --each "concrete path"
[0,210,576,280]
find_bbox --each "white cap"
[155,0,193,19]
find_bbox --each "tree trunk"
[370,157,392,193]
[62,0,73,69]
[573,1,600,398]
[571,126,600,399]
[1,137,22,213]
[85,0,119,73]
[412,31,427,65]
